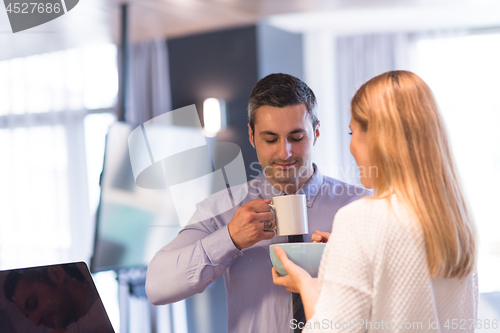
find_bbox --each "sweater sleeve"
[303,200,375,333]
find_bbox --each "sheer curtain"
[335,33,415,185]
[123,39,172,125]
[306,32,415,185]
[0,45,118,270]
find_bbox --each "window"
[415,33,500,292]
[0,44,118,269]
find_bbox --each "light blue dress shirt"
[146,165,367,333]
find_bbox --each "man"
[146,73,366,332]
[2,263,114,332]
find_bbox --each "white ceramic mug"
[269,194,309,236]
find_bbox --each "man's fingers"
[262,230,275,240]
[262,219,275,230]
[259,214,275,241]
[256,211,274,222]
[254,206,272,213]
[252,198,272,212]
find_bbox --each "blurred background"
[1,0,500,332]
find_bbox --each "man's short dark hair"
[3,264,86,302]
[248,73,318,133]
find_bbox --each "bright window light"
[0,61,9,116]
[0,43,118,115]
[83,44,119,110]
[0,43,118,269]
[0,126,71,269]
[84,113,116,215]
[416,33,500,293]
[203,98,226,137]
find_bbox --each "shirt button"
[233,255,238,258]
[211,279,215,282]
[307,201,311,205]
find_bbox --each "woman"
[272,71,478,332]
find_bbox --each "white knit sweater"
[303,196,478,333]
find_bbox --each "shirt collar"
[255,163,323,208]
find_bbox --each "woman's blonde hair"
[351,70,476,278]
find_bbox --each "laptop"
[0,262,115,333]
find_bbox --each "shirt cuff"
[201,225,243,267]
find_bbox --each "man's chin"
[269,175,301,186]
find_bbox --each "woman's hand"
[272,246,321,321]
[311,230,331,243]
[271,246,314,293]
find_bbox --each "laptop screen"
[0,262,115,333]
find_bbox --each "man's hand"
[228,198,276,249]
[311,230,330,243]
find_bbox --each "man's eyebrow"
[259,129,306,136]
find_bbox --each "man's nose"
[277,140,292,160]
